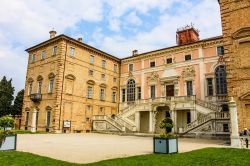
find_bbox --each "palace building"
[21,24,232,137]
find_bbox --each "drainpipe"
[58,40,68,133]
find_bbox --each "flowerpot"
[0,134,17,151]
[153,137,178,154]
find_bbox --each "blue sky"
[0,0,222,94]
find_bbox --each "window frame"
[217,46,224,56]
[150,61,156,68]
[102,60,106,69]
[166,58,173,64]
[52,46,58,56]
[186,81,193,96]
[41,51,46,60]
[100,88,105,101]
[87,86,93,99]
[69,47,75,57]
[150,85,156,99]
[48,79,54,94]
[89,55,94,64]
[128,64,134,72]
[185,54,192,61]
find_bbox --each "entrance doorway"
[166,85,174,97]
[140,111,149,133]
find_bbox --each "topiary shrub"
[159,117,175,138]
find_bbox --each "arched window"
[215,65,227,95]
[127,79,135,102]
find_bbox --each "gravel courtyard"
[17,133,227,164]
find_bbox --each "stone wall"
[219,0,250,130]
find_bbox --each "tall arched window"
[127,79,136,102]
[215,65,227,95]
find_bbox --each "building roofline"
[121,35,223,60]
[25,34,223,62]
[25,34,121,62]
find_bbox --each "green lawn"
[0,148,249,166]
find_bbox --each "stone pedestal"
[31,108,37,133]
[228,97,240,147]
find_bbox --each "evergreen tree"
[11,89,24,116]
[0,76,15,117]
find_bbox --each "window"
[52,46,57,56]
[112,92,116,102]
[37,81,42,94]
[102,60,106,68]
[46,111,51,129]
[122,89,126,102]
[186,81,193,96]
[128,64,134,72]
[127,79,135,102]
[32,54,36,62]
[25,112,29,130]
[87,86,93,99]
[150,85,156,99]
[113,77,117,83]
[29,83,33,95]
[48,79,54,93]
[166,58,172,64]
[41,51,46,60]
[70,47,75,57]
[36,111,39,129]
[185,54,192,61]
[215,65,227,95]
[90,55,94,64]
[86,118,90,122]
[101,74,106,80]
[137,87,141,100]
[150,61,156,68]
[187,111,191,124]
[88,70,93,76]
[217,46,224,56]
[86,105,92,111]
[114,64,117,73]
[207,78,213,96]
[100,88,105,100]
[100,107,105,112]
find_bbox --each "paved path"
[17,133,227,164]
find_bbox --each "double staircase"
[93,96,230,137]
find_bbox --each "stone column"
[149,111,153,133]
[172,110,177,133]
[228,97,240,147]
[135,112,140,132]
[31,108,37,133]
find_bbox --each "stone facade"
[219,0,250,130]
[21,34,120,133]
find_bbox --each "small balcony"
[30,93,42,102]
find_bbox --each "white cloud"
[0,0,222,93]
[125,12,142,26]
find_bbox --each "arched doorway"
[155,106,170,133]
[127,79,136,102]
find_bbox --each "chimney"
[78,37,83,42]
[176,24,199,45]
[132,50,138,56]
[49,30,57,39]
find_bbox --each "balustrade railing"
[182,112,230,133]
[196,99,222,112]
